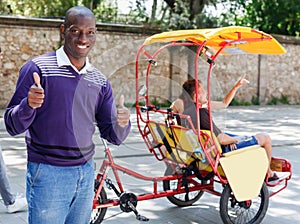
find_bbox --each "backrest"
[147,120,222,170]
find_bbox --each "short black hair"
[64,6,95,27]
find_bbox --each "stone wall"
[0,16,299,108]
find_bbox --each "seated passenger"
[178,79,285,183]
[170,74,249,113]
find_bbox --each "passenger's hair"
[179,79,201,108]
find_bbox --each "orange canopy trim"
[143,26,286,55]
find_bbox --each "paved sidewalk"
[0,105,300,224]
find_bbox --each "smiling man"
[61,6,96,70]
[4,6,131,224]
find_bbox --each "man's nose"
[78,32,88,42]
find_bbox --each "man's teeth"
[78,45,87,49]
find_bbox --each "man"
[4,6,130,224]
[0,47,27,213]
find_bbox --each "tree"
[160,0,220,29]
[0,0,101,18]
[1,0,71,17]
[93,0,118,23]
[220,0,300,36]
[150,0,158,24]
[160,0,300,36]
[1,0,298,36]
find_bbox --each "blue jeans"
[0,145,15,206]
[26,159,94,224]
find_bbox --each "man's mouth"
[77,45,89,49]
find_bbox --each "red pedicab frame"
[90,26,292,224]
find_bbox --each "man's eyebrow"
[68,25,77,29]
[67,25,96,29]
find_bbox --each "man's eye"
[70,29,79,34]
[88,30,96,35]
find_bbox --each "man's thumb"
[119,94,124,108]
[33,72,41,87]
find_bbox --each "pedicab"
[90,26,292,224]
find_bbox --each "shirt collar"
[56,46,91,74]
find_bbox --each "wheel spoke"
[163,165,205,207]
[220,183,269,224]
[90,185,107,224]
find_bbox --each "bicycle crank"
[119,193,149,222]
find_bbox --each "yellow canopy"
[143,26,286,55]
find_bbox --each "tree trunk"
[150,0,157,25]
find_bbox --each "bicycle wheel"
[162,165,205,207]
[90,182,107,224]
[219,183,269,224]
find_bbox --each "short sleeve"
[170,98,184,113]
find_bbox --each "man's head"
[60,6,96,69]
[182,79,207,105]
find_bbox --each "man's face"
[195,83,207,104]
[61,15,96,62]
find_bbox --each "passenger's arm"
[170,98,184,114]
[211,74,249,110]
[217,132,239,145]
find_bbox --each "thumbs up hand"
[117,94,130,127]
[33,72,43,88]
[28,72,44,109]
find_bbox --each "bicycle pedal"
[136,214,149,222]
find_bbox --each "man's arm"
[4,62,41,136]
[117,94,130,128]
[95,81,131,145]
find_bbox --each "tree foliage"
[161,0,300,35]
[1,0,75,17]
[160,0,220,29]
[220,0,300,36]
[0,0,105,17]
[93,1,118,23]
[0,0,299,36]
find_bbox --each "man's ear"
[192,91,197,102]
[60,24,65,39]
